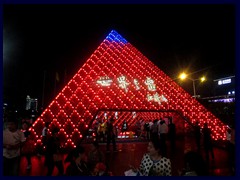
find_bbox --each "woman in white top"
[138,138,171,176]
[3,117,26,175]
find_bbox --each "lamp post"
[179,72,206,98]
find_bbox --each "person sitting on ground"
[168,118,176,151]
[42,122,50,147]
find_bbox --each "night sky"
[3,4,235,110]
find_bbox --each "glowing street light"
[179,72,206,98]
[200,76,206,82]
[179,72,187,80]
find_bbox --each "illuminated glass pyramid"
[30,30,227,148]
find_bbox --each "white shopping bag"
[124,169,138,176]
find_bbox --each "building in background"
[24,95,39,124]
[26,95,38,111]
[213,75,235,98]
[199,75,235,127]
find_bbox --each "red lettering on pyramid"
[30,30,227,148]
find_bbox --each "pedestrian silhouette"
[168,117,176,153]
[202,123,214,161]
[194,121,201,152]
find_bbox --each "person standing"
[3,116,26,176]
[65,145,91,176]
[194,121,201,152]
[42,122,50,147]
[45,128,64,176]
[106,118,117,152]
[98,120,107,142]
[93,120,100,142]
[40,122,50,161]
[21,121,33,170]
[158,119,168,157]
[139,121,145,139]
[144,121,151,140]
[226,126,235,173]
[202,123,214,161]
[121,120,128,138]
[88,141,105,172]
[150,119,159,140]
[168,118,176,152]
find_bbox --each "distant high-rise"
[26,95,31,110]
[26,95,38,111]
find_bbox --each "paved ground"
[19,136,234,176]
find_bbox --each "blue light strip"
[106,30,128,44]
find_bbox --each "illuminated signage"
[218,78,231,85]
[133,79,140,90]
[117,75,130,92]
[97,76,113,86]
[147,93,168,104]
[96,75,167,104]
[145,77,156,91]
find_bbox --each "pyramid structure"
[30,30,227,148]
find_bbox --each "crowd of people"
[3,114,235,176]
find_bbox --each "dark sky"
[3,4,235,109]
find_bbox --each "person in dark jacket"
[88,141,105,172]
[106,118,117,152]
[150,119,159,140]
[168,118,176,152]
[180,151,208,176]
[202,123,214,161]
[144,121,151,140]
[45,128,64,176]
[21,121,32,170]
[65,145,91,176]
[194,121,201,152]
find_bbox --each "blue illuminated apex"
[106,30,128,44]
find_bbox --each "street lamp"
[179,72,206,98]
